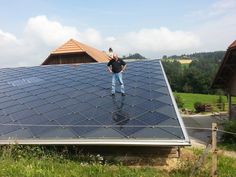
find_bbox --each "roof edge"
[159,61,190,142]
[211,47,233,89]
[0,139,191,146]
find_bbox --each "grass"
[218,143,236,152]
[0,158,162,177]
[0,145,161,177]
[173,92,229,110]
[218,154,236,177]
[189,147,236,177]
[0,145,235,177]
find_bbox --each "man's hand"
[108,67,112,73]
[121,65,127,73]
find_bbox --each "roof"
[42,39,110,64]
[212,40,236,89]
[229,40,236,49]
[0,60,189,146]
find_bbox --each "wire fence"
[0,122,235,135]
[0,121,235,176]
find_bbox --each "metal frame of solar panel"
[0,60,190,146]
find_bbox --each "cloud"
[191,0,236,51]
[0,16,82,67]
[105,36,116,42]
[0,15,202,67]
[190,0,236,19]
[3,9,235,67]
[210,0,236,17]
[195,15,236,51]
[25,15,80,47]
[80,28,103,47]
[0,30,18,46]
[0,29,23,67]
[111,28,200,55]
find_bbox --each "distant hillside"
[163,51,226,61]
[122,53,146,59]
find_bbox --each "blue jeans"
[112,72,125,94]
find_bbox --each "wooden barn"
[212,40,236,119]
[42,39,110,65]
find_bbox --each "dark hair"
[109,48,113,52]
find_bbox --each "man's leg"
[111,73,116,94]
[117,72,125,94]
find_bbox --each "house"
[212,40,236,119]
[42,39,110,65]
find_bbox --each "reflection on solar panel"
[0,60,189,145]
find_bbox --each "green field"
[0,145,235,177]
[173,92,229,110]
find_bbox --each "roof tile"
[51,39,110,62]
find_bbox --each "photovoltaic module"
[0,60,189,145]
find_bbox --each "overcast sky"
[0,0,236,67]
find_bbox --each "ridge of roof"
[72,39,85,51]
[72,39,110,62]
[51,39,85,54]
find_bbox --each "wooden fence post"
[211,123,217,177]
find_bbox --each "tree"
[162,51,223,94]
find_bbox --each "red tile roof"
[42,39,110,64]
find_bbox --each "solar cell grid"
[0,60,189,145]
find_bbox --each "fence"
[0,122,236,176]
[187,123,236,177]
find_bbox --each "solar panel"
[0,60,189,145]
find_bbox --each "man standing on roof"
[107,53,127,96]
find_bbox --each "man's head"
[109,48,113,52]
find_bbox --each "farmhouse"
[42,39,110,65]
[212,40,236,119]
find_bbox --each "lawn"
[173,92,229,111]
[0,145,235,177]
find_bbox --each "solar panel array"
[0,60,189,145]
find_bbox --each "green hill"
[164,51,225,61]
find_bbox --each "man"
[108,47,114,59]
[107,54,127,96]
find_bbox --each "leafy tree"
[122,53,146,59]
[162,60,183,91]
[162,51,223,94]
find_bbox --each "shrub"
[204,104,213,112]
[174,94,184,108]
[221,120,236,144]
[194,102,205,113]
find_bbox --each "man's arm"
[108,66,112,73]
[121,60,127,72]
[121,64,127,72]
[107,61,112,73]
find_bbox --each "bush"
[194,102,205,113]
[174,94,184,108]
[221,120,236,144]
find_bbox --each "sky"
[0,0,236,67]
